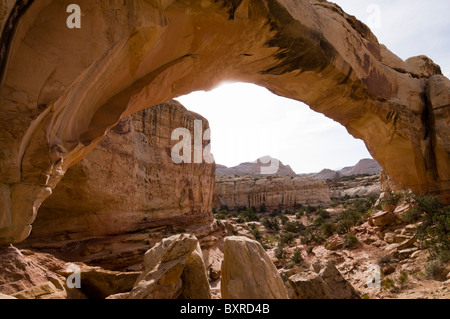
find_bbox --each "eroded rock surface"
[128,233,211,299]
[221,236,289,299]
[28,100,215,241]
[214,175,330,211]
[0,0,449,244]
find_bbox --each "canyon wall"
[1,0,449,244]
[28,100,215,242]
[214,175,330,211]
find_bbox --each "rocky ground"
[3,188,448,299]
[1,173,448,299]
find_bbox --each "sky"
[176,0,450,174]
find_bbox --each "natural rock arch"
[0,0,449,244]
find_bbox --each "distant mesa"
[216,156,296,177]
[300,158,382,180]
[216,157,381,179]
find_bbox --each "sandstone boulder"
[128,234,211,299]
[288,271,331,299]
[372,211,397,227]
[221,236,288,299]
[289,262,360,299]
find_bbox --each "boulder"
[288,271,331,299]
[128,234,211,299]
[289,262,360,299]
[221,236,288,299]
[372,211,397,226]
[325,239,344,251]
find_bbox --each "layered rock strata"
[28,100,215,241]
[214,175,330,211]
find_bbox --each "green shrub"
[295,211,304,219]
[259,203,267,213]
[251,227,262,240]
[317,208,331,219]
[381,278,395,289]
[320,222,336,237]
[279,214,289,225]
[424,259,444,279]
[336,219,354,234]
[306,205,317,214]
[279,232,296,246]
[262,218,280,231]
[238,207,259,222]
[215,213,226,220]
[313,215,325,226]
[398,271,408,285]
[343,233,358,249]
[274,244,286,260]
[413,195,449,261]
[400,207,423,224]
[283,221,300,233]
[382,191,402,207]
[291,248,303,264]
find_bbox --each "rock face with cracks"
[221,236,289,299]
[27,100,215,241]
[214,175,330,211]
[0,0,449,244]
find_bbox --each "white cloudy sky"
[176,0,450,174]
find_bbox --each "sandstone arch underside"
[0,0,449,244]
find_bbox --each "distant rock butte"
[303,159,382,180]
[214,175,330,211]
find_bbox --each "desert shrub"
[220,205,229,212]
[306,246,314,254]
[313,215,325,226]
[295,211,304,219]
[400,207,423,224]
[262,218,280,231]
[266,235,276,244]
[343,233,358,249]
[283,221,300,233]
[274,244,286,260]
[259,203,267,213]
[336,219,354,234]
[320,222,336,237]
[279,232,296,246]
[380,191,402,209]
[269,210,281,217]
[424,259,444,279]
[381,278,395,289]
[413,195,450,261]
[279,214,289,225]
[291,248,303,264]
[398,271,409,285]
[317,207,331,219]
[251,227,262,240]
[299,227,325,245]
[238,207,259,222]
